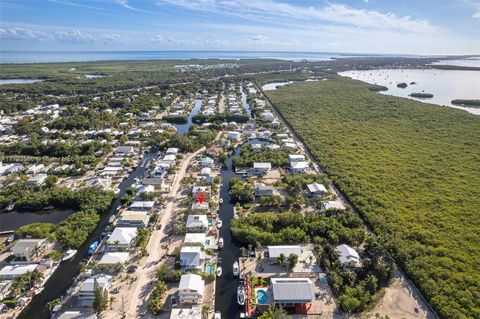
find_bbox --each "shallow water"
[0,209,75,232]
[262,81,294,91]
[0,78,43,85]
[339,69,480,115]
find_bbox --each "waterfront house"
[129,201,155,211]
[254,183,276,197]
[199,167,214,183]
[107,227,137,251]
[163,154,176,162]
[27,163,44,174]
[266,144,281,151]
[53,311,97,319]
[98,252,129,265]
[271,278,315,307]
[27,173,48,186]
[336,244,361,267]
[201,156,214,167]
[261,111,275,122]
[253,162,272,175]
[178,274,205,304]
[267,245,302,262]
[290,161,309,174]
[180,246,206,270]
[0,264,38,280]
[170,307,202,319]
[192,186,211,200]
[11,239,46,262]
[251,143,262,152]
[117,211,150,228]
[191,201,210,212]
[307,183,327,197]
[116,146,135,156]
[85,177,112,190]
[166,147,180,155]
[184,233,207,247]
[78,275,112,301]
[227,131,241,140]
[186,215,209,232]
[284,142,298,150]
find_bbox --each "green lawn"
[264,76,480,319]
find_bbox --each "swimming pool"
[256,289,268,304]
[205,263,214,274]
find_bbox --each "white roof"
[130,201,155,209]
[184,233,207,245]
[80,275,112,293]
[307,182,327,193]
[108,227,137,245]
[289,154,305,161]
[163,154,176,162]
[253,162,272,169]
[322,201,345,210]
[57,311,97,319]
[186,215,208,228]
[178,273,205,294]
[271,278,315,302]
[166,147,179,154]
[268,245,302,258]
[336,244,360,265]
[290,161,308,169]
[180,246,205,268]
[170,307,202,319]
[0,264,37,277]
[99,252,129,264]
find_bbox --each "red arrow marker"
[197,191,205,204]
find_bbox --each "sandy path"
[125,146,206,318]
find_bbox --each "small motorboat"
[62,249,77,262]
[87,241,98,255]
[216,219,223,228]
[219,198,223,204]
[233,261,239,277]
[6,203,15,211]
[218,237,224,248]
[214,312,221,319]
[237,286,245,305]
[216,266,222,277]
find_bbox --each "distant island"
[368,85,388,92]
[410,93,434,98]
[451,99,480,108]
[397,82,408,88]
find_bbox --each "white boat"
[62,249,77,261]
[219,198,223,204]
[216,219,223,228]
[216,266,222,277]
[218,237,224,248]
[214,312,221,319]
[6,203,15,212]
[237,286,245,305]
[233,261,239,277]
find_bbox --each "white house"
[170,307,202,319]
[268,245,302,260]
[290,161,308,174]
[117,211,150,228]
[180,246,206,270]
[307,182,327,197]
[288,154,305,162]
[178,274,205,304]
[116,146,135,155]
[336,244,361,267]
[201,157,214,167]
[11,239,46,262]
[107,227,137,251]
[184,233,207,247]
[78,275,112,300]
[322,201,345,211]
[186,215,209,232]
[254,183,276,197]
[27,173,48,186]
[192,186,211,200]
[227,131,241,140]
[253,162,271,175]
[260,111,275,122]
[0,264,38,280]
[271,278,315,307]
[166,147,179,155]
[250,143,262,152]
[129,201,155,211]
[99,252,129,265]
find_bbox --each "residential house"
[0,264,38,280]
[227,131,241,140]
[307,183,327,197]
[322,201,345,211]
[166,148,179,155]
[290,161,308,174]
[254,183,276,197]
[98,252,129,265]
[201,157,214,167]
[107,227,137,251]
[117,211,150,228]
[11,239,46,262]
[129,201,155,211]
[288,154,305,162]
[271,278,315,307]
[253,162,272,175]
[116,146,135,156]
[178,274,205,304]
[251,143,262,152]
[184,233,207,247]
[192,186,211,201]
[78,275,112,300]
[267,245,302,261]
[180,247,206,271]
[170,307,202,319]
[186,215,209,232]
[336,244,361,267]
[27,173,48,186]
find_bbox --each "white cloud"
[0,27,49,41]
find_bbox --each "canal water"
[0,209,75,232]
[173,98,203,135]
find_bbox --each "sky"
[0,0,479,55]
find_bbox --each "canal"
[0,209,75,232]
[215,85,253,318]
[19,100,202,318]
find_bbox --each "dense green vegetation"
[265,76,480,319]
[232,143,289,168]
[192,113,249,123]
[165,127,216,152]
[451,99,480,107]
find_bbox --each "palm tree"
[277,253,286,269]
